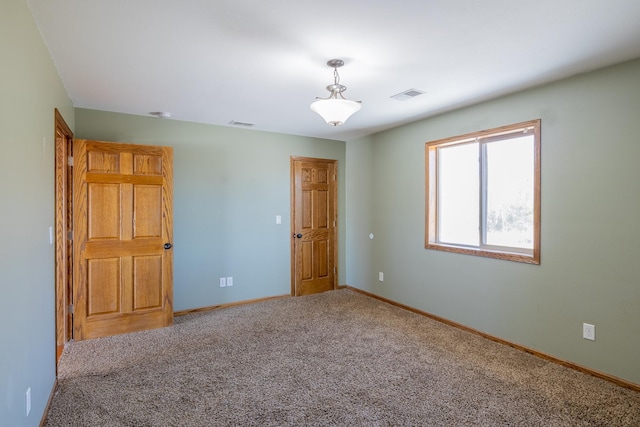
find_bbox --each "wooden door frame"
[54,109,73,367]
[290,156,339,296]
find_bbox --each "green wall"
[75,109,346,311]
[0,1,74,425]
[345,58,640,385]
[345,135,376,289]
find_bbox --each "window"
[425,120,540,264]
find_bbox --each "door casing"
[54,109,73,366]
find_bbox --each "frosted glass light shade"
[310,98,361,126]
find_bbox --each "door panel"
[87,258,120,315]
[88,183,120,238]
[73,139,173,340]
[133,255,163,310]
[134,186,162,238]
[291,157,337,296]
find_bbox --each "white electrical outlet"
[219,277,226,287]
[378,272,384,282]
[583,323,595,341]
[226,277,233,287]
[25,387,31,416]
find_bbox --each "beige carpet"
[45,289,640,426]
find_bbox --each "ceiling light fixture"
[310,59,361,126]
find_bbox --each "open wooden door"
[73,139,174,340]
[291,157,338,296]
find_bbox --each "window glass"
[438,142,478,246]
[485,136,534,249]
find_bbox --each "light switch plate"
[26,387,31,416]
[583,323,595,341]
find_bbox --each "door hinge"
[68,304,74,314]
[67,156,73,167]
[67,230,73,240]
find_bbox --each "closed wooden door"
[73,140,173,340]
[291,157,338,296]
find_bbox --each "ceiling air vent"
[229,120,256,127]
[391,88,425,101]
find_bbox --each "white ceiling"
[28,0,640,141]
